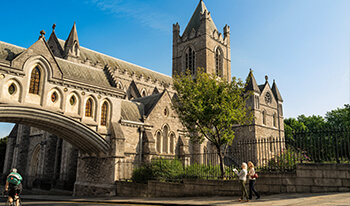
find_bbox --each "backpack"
[7,173,22,185]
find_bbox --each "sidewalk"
[20,192,350,206]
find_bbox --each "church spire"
[64,22,80,61]
[245,69,260,93]
[272,80,283,102]
[182,0,218,37]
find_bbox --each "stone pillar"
[57,140,78,190]
[13,125,30,176]
[178,135,190,166]
[73,154,116,196]
[142,129,157,164]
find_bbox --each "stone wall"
[115,164,350,197]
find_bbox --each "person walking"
[248,161,260,200]
[233,162,249,202]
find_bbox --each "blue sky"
[0,0,349,138]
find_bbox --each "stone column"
[73,154,116,196]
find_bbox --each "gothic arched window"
[29,67,41,94]
[85,98,93,117]
[262,110,266,125]
[185,47,196,75]
[170,133,175,154]
[163,125,168,154]
[156,131,161,153]
[215,47,223,77]
[101,101,108,126]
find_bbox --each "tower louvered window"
[85,98,93,117]
[215,47,223,77]
[101,101,108,126]
[29,67,41,94]
[185,47,195,75]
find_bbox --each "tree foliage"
[173,69,254,177]
[325,104,350,128]
[285,104,350,131]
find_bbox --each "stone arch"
[0,105,109,155]
[1,78,23,103]
[29,144,41,179]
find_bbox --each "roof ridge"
[0,41,26,50]
[55,56,104,71]
[57,38,172,80]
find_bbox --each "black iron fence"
[230,127,350,172]
[119,128,349,181]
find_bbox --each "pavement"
[18,192,350,206]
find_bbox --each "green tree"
[325,104,350,128]
[173,70,254,178]
[297,114,328,129]
[0,136,8,172]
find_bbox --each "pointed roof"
[183,0,218,36]
[133,92,164,116]
[245,69,260,93]
[152,87,160,95]
[271,80,283,102]
[48,29,65,58]
[64,22,79,52]
[128,80,141,99]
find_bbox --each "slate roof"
[132,92,163,116]
[57,39,173,85]
[183,0,218,37]
[55,58,111,87]
[0,41,25,62]
[120,100,143,122]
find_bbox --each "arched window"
[8,83,16,95]
[51,92,58,103]
[101,101,108,126]
[185,47,196,75]
[203,146,208,165]
[156,131,161,153]
[85,98,93,117]
[141,89,147,97]
[163,125,168,154]
[262,110,266,125]
[215,47,223,77]
[117,82,123,90]
[170,133,175,154]
[29,67,41,94]
[273,113,277,127]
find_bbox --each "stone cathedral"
[1,1,283,196]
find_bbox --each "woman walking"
[248,161,260,200]
[233,162,249,202]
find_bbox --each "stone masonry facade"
[1,1,283,196]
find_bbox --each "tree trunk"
[217,148,225,178]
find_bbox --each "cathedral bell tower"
[172,0,231,82]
